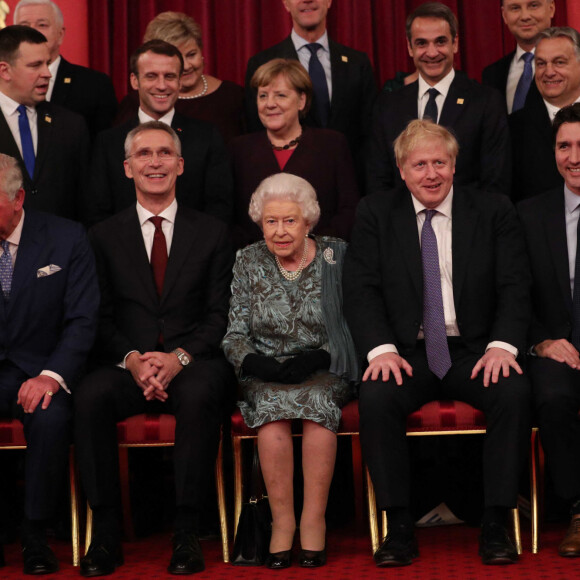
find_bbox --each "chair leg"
[85,503,93,555]
[232,436,244,540]
[511,508,522,555]
[118,447,134,541]
[530,427,540,554]
[381,511,388,543]
[351,434,365,526]
[69,447,80,566]
[215,434,229,563]
[365,466,380,554]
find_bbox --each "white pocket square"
[37,264,62,277]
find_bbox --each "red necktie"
[149,216,167,297]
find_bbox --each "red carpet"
[2,522,578,579]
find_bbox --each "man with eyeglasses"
[84,40,233,227]
[75,121,234,577]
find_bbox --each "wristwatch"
[173,349,191,367]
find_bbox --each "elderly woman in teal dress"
[222,173,359,569]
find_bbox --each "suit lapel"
[50,58,72,104]
[34,103,54,182]
[328,39,347,125]
[392,192,422,301]
[450,190,478,307]
[0,110,31,186]
[544,192,573,314]
[440,72,471,128]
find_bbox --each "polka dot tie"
[0,239,13,300]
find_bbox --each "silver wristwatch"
[173,349,191,366]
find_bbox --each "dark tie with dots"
[424,88,439,123]
[512,52,534,113]
[0,239,12,300]
[422,210,452,379]
[149,216,167,297]
[306,43,330,127]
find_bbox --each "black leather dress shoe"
[373,526,418,567]
[22,539,59,575]
[80,540,123,577]
[168,532,205,575]
[479,522,518,565]
[299,548,326,567]
[265,550,291,569]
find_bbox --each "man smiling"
[85,40,232,226]
[367,2,510,196]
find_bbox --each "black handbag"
[231,444,272,566]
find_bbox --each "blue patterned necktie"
[0,239,13,300]
[305,43,330,127]
[17,104,35,178]
[424,88,439,123]
[512,52,534,113]
[421,210,452,379]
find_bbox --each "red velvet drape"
[87,0,569,101]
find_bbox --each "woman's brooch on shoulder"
[323,247,336,265]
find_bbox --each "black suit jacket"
[343,187,530,359]
[0,101,89,220]
[89,205,233,363]
[482,51,514,102]
[0,210,99,385]
[244,36,377,161]
[229,127,359,247]
[51,57,118,141]
[366,71,511,196]
[509,83,563,202]
[84,112,233,226]
[518,188,573,347]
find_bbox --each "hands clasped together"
[243,350,331,384]
[125,351,184,401]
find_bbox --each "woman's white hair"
[248,173,320,229]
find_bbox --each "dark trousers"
[359,341,531,509]
[529,356,580,502]
[0,361,71,520]
[74,358,233,529]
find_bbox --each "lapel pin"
[341,55,348,62]
[44,114,52,123]
[64,77,71,84]
[176,127,182,132]
[457,98,464,105]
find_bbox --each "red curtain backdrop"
[2,0,576,99]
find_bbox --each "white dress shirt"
[506,45,535,114]
[417,69,455,123]
[544,95,580,122]
[367,189,518,362]
[291,28,333,101]
[2,210,68,391]
[564,185,580,296]
[46,55,61,101]
[138,107,175,126]
[0,90,38,156]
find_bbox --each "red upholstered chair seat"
[407,400,487,432]
[116,413,176,445]
[0,418,27,446]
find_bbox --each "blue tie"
[424,88,439,123]
[421,210,452,379]
[0,240,13,301]
[512,52,534,113]
[306,43,330,127]
[17,104,35,178]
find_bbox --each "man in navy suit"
[519,103,580,557]
[482,0,555,113]
[0,25,90,220]
[367,2,511,196]
[13,0,118,141]
[76,122,233,577]
[85,40,232,227]
[244,0,377,182]
[0,153,99,574]
[345,119,531,567]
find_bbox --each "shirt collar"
[48,55,61,79]
[5,209,25,246]
[291,28,329,52]
[564,184,580,214]
[0,89,27,116]
[544,94,580,121]
[138,107,175,126]
[418,68,455,100]
[515,44,535,61]
[411,186,454,218]
[136,198,178,227]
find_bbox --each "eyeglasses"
[127,149,179,162]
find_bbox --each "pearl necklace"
[275,238,309,281]
[178,75,208,100]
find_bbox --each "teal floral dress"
[222,238,352,432]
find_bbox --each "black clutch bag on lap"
[231,445,272,566]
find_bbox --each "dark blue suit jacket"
[0,210,99,386]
